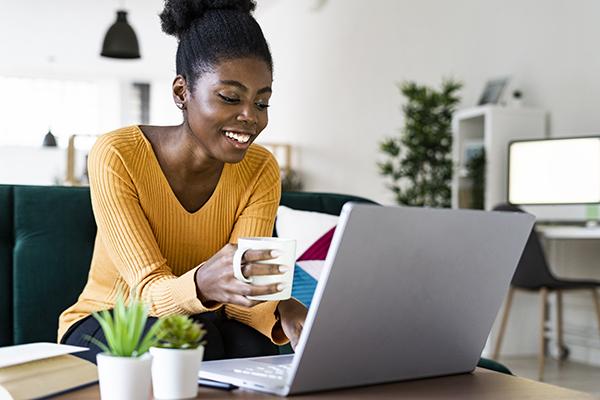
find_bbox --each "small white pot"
[96,352,152,400]
[150,346,204,400]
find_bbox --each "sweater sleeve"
[88,137,221,317]
[223,150,288,345]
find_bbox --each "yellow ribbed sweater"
[58,125,286,344]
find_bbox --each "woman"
[59,0,307,363]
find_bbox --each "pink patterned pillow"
[276,206,338,307]
[296,226,336,281]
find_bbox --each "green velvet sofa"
[0,184,509,375]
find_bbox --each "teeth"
[224,131,250,143]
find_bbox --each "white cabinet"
[451,106,547,210]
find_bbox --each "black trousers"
[61,311,279,364]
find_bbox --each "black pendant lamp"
[42,129,57,147]
[101,10,141,59]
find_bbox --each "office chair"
[492,203,600,380]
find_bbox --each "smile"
[223,130,252,144]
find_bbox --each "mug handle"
[232,244,252,283]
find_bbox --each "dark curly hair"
[159,0,273,89]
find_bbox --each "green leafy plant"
[379,79,462,207]
[155,315,207,350]
[87,295,161,357]
[466,148,486,209]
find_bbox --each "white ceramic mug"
[232,237,296,301]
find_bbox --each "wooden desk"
[538,225,600,240]
[535,224,600,366]
[54,368,595,399]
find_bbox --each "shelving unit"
[451,105,547,210]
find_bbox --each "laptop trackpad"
[248,355,294,366]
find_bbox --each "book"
[0,343,98,400]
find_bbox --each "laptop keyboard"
[233,363,291,380]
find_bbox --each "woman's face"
[182,57,273,164]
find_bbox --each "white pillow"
[276,205,338,260]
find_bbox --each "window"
[0,76,110,146]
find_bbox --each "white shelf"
[451,106,547,210]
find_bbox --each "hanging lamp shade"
[42,129,57,147]
[101,10,140,59]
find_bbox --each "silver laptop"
[199,203,534,396]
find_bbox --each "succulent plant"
[156,315,206,349]
[87,294,161,357]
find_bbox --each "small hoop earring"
[176,102,185,110]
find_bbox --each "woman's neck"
[145,124,224,181]
[140,124,225,213]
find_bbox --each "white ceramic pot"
[96,352,152,400]
[150,346,204,400]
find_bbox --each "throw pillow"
[275,205,338,260]
[275,206,338,308]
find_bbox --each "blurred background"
[2,0,600,393]
[2,0,599,202]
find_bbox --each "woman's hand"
[194,244,286,308]
[277,298,308,350]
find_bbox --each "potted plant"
[150,315,207,399]
[88,295,161,400]
[379,79,462,207]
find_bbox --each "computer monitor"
[507,136,600,206]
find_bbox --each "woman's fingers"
[242,263,286,277]
[227,295,261,308]
[243,249,278,263]
[248,282,285,297]
[226,289,281,308]
[231,280,284,296]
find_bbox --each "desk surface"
[538,225,600,240]
[54,368,595,399]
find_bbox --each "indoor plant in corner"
[89,295,161,400]
[379,79,462,207]
[150,314,207,399]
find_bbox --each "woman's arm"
[221,149,290,344]
[88,137,221,316]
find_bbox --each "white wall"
[256,0,600,204]
[2,0,600,201]
[0,146,88,185]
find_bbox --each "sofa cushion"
[275,205,339,308]
[0,185,14,346]
[292,227,336,308]
[276,205,338,260]
[12,186,96,344]
[276,193,376,310]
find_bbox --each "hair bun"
[160,0,256,38]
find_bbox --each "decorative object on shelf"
[101,8,141,59]
[379,79,462,207]
[88,294,160,400]
[585,205,600,227]
[281,169,303,191]
[478,77,509,105]
[42,128,57,147]
[150,315,207,399]
[65,134,98,186]
[261,142,303,191]
[511,90,523,107]
[465,148,485,209]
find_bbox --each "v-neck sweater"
[58,126,285,344]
